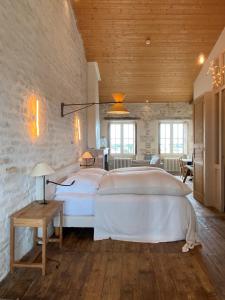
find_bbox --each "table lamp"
[31,162,54,204]
[80,151,95,168]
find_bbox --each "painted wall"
[100,102,193,159]
[194,27,225,98]
[0,0,87,280]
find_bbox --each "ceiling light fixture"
[207,60,225,88]
[145,38,151,46]
[197,53,205,65]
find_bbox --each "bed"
[53,166,199,252]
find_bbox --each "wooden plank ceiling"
[72,0,225,103]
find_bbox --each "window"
[159,121,187,154]
[109,122,136,155]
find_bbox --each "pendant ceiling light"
[107,93,129,115]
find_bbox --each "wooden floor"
[1,195,225,300]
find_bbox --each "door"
[222,89,225,211]
[193,97,204,203]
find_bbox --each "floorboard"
[0,194,225,300]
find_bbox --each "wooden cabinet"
[194,90,225,212]
[193,96,204,203]
[222,89,225,212]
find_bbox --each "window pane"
[123,123,135,155]
[173,123,184,153]
[160,122,186,155]
[110,124,121,154]
[123,124,129,139]
[173,124,178,139]
[166,124,170,138]
[160,123,171,153]
[110,122,135,155]
[160,124,165,138]
[110,138,121,154]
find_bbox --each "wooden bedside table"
[10,200,63,276]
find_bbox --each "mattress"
[54,193,95,216]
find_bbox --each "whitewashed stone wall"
[100,102,193,158]
[0,0,87,280]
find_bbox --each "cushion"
[56,173,103,194]
[98,170,191,196]
[150,155,160,165]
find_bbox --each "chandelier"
[207,60,225,89]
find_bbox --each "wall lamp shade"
[107,103,129,115]
[30,163,54,205]
[107,92,129,115]
[112,93,126,102]
[30,162,54,177]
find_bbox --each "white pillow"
[78,168,108,175]
[109,166,165,173]
[98,170,191,196]
[56,173,102,194]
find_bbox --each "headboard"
[35,162,80,201]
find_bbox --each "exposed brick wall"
[0,0,87,280]
[100,102,193,158]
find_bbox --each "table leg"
[10,219,15,273]
[33,227,37,247]
[59,208,63,249]
[42,222,47,276]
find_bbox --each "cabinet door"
[193,97,204,203]
[222,89,225,211]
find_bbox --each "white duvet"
[95,170,199,252]
[94,194,199,252]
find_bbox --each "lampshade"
[81,151,93,159]
[30,162,54,177]
[107,92,129,115]
[112,93,126,102]
[107,103,129,115]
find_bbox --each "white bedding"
[54,193,95,216]
[94,194,199,251]
[54,167,198,251]
[98,170,191,196]
[109,166,165,173]
[56,171,104,194]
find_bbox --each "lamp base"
[37,200,48,205]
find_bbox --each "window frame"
[159,120,188,155]
[108,121,137,157]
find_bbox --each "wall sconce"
[73,114,81,143]
[61,92,129,117]
[27,93,41,142]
